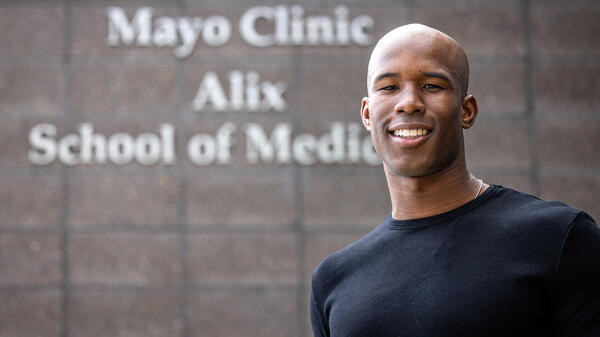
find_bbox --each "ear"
[360,97,371,131]
[461,95,478,129]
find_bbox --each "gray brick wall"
[1,0,598,336]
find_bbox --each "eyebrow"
[372,72,398,84]
[422,72,450,82]
[372,71,451,84]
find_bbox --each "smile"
[387,124,432,147]
[391,129,431,138]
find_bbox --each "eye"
[423,83,442,90]
[379,85,398,91]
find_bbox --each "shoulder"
[551,211,600,334]
[311,222,386,295]
[490,185,579,216]
[559,211,600,257]
[472,185,595,268]
[484,185,583,234]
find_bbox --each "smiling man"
[310,24,600,337]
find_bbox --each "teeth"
[393,129,430,138]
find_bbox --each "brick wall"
[1,0,598,336]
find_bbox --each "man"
[310,24,600,337]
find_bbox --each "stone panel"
[183,0,343,7]
[183,117,294,170]
[464,118,530,170]
[290,7,411,63]
[0,2,598,337]
[531,9,600,55]
[70,8,176,59]
[0,66,61,116]
[69,233,180,286]
[298,63,367,115]
[537,119,600,168]
[180,8,294,63]
[303,170,390,228]
[0,119,69,169]
[182,64,294,117]
[187,233,297,285]
[412,0,520,9]
[0,291,61,337]
[0,120,47,169]
[0,9,63,55]
[71,0,177,7]
[530,0,599,9]
[0,177,62,230]
[469,62,526,115]
[186,176,295,227]
[68,64,177,119]
[0,234,61,286]
[188,290,299,337]
[533,64,600,114]
[0,0,62,7]
[413,9,523,56]
[68,177,178,229]
[62,119,180,177]
[69,290,180,337]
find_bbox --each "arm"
[310,286,329,337]
[553,212,600,336]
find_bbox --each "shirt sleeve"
[310,286,329,337]
[553,212,600,336]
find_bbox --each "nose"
[394,85,425,114]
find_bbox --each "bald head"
[367,24,470,97]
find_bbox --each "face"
[362,33,477,178]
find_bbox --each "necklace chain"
[474,179,484,198]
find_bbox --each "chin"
[383,160,433,177]
[384,153,459,178]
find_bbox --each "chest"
[326,246,551,337]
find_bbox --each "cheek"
[368,98,394,124]
[435,114,465,155]
[431,97,463,126]
[366,102,385,131]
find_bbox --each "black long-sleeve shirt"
[311,185,600,337]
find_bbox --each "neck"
[385,158,484,220]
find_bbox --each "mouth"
[389,128,431,138]
[387,124,433,147]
